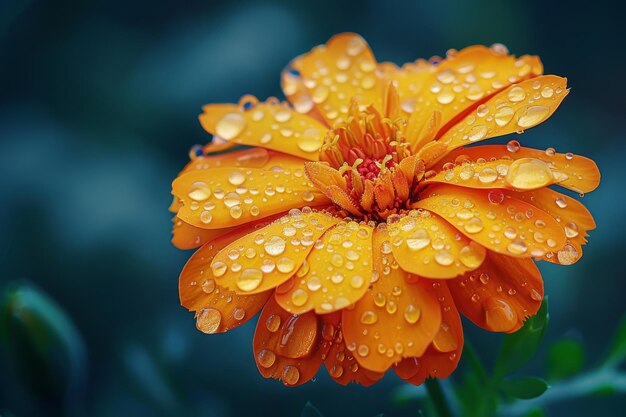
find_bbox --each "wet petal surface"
[199,98,328,160]
[210,209,339,294]
[448,252,543,333]
[417,184,566,258]
[275,221,373,314]
[325,329,385,386]
[394,281,463,384]
[282,33,382,125]
[341,227,441,372]
[387,211,487,279]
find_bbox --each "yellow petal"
[172,166,329,229]
[179,148,306,176]
[282,33,382,125]
[436,75,568,153]
[210,209,340,294]
[179,222,272,333]
[341,227,441,372]
[171,216,233,250]
[275,221,373,314]
[448,252,543,333]
[199,99,328,160]
[417,184,566,258]
[405,46,543,149]
[428,145,600,193]
[504,188,596,265]
[387,212,487,279]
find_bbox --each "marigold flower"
[172,33,600,386]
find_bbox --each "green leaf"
[0,282,86,408]
[548,339,585,380]
[603,314,626,367]
[501,376,549,399]
[495,298,549,376]
[523,407,546,417]
[301,402,324,417]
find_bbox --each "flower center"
[306,102,426,222]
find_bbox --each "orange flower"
[172,33,599,386]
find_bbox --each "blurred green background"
[1,0,624,416]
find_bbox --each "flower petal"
[447,252,543,333]
[172,166,329,229]
[436,75,568,154]
[199,99,328,160]
[211,209,340,295]
[253,297,334,386]
[179,222,273,333]
[275,222,373,314]
[428,145,600,194]
[282,33,382,125]
[387,212,487,279]
[171,217,233,250]
[394,281,464,384]
[179,148,306,177]
[504,188,596,265]
[325,329,385,386]
[341,227,441,372]
[417,184,566,258]
[405,46,543,150]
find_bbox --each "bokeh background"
[1,0,625,416]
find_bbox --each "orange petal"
[283,33,382,125]
[179,222,273,333]
[387,212,487,279]
[394,281,464,384]
[504,188,596,265]
[211,209,340,295]
[325,329,384,386]
[199,98,328,160]
[253,297,334,386]
[428,145,600,193]
[179,148,306,177]
[378,60,436,122]
[416,184,566,258]
[172,217,233,250]
[436,75,568,153]
[172,166,329,229]
[275,221,373,314]
[404,46,543,149]
[448,252,543,333]
[341,227,441,372]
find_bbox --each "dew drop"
[237,268,263,291]
[196,308,221,334]
[505,158,554,189]
[216,113,246,140]
[404,304,421,324]
[264,236,287,256]
[257,349,276,368]
[517,106,550,128]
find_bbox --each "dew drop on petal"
[236,269,263,291]
[505,158,554,189]
[196,308,221,334]
[216,113,246,140]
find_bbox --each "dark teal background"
[1,0,624,416]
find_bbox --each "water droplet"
[557,243,579,265]
[508,86,526,102]
[484,297,517,332]
[257,349,276,368]
[233,307,245,320]
[237,269,263,291]
[281,365,300,385]
[478,167,498,183]
[216,113,246,140]
[350,275,365,289]
[406,228,430,251]
[297,128,322,153]
[361,310,378,325]
[277,257,296,273]
[330,365,344,378]
[196,308,221,334]
[506,140,520,153]
[346,36,366,56]
[357,344,370,357]
[188,181,211,201]
[264,236,287,256]
[507,240,528,255]
[517,106,550,128]
[266,314,281,332]
[494,106,514,127]
[467,125,488,142]
[435,250,454,266]
[564,222,579,238]
[464,217,484,234]
[437,90,454,104]
[291,289,308,306]
[488,189,504,205]
[228,171,245,186]
[459,243,485,268]
[505,158,554,189]
[555,197,568,208]
[201,279,216,294]
[211,261,227,277]
[404,304,421,324]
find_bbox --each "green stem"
[424,378,454,417]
